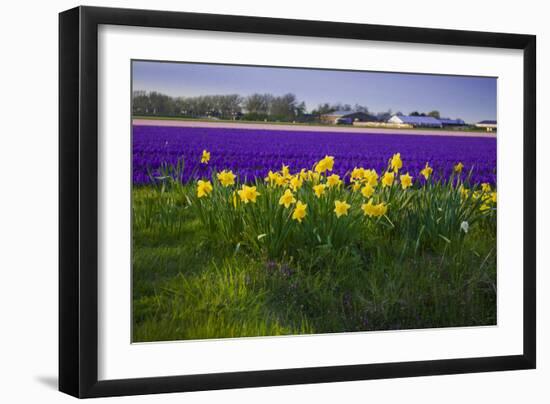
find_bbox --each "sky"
[132,60,497,123]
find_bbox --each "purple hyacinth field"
[132,125,496,186]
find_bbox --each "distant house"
[475,120,497,132]
[388,115,443,128]
[320,110,373,125]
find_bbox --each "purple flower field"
[133,125,497,186]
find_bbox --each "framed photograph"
[59,6,536,398]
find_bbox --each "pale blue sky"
[133,60,497,123]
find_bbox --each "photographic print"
[131,60,497,343]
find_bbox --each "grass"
[132,168,496,343]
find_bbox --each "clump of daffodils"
[361,199,388,217]
[191,153,495,231]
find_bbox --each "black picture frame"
[59,5,536,398]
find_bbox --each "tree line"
[132,91,377,122]
[132,91,447,123]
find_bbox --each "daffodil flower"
[314,155,335,174]
[400,173,413,190]
[334,200,351,218]
[420,163,433,180]
[481,183,491,193]
[381,172,394,187]
[289,176,303,191]
[197,180,213,198]
[327,174,341,188]
[361,199,387,217]
[200,149,210,164]
[351,167,365,180]
[313,184,326,198]
[292,201,307,223]
[361,184,375,198]
[237,185,260,204]
[217,170,236,187]
[364,169,378,186]
[390,153,403,173]
[278,189,296,208]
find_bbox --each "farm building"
[439,118,466,126]
[387,115,443,128]
[320,110,373,125]
[475,120,497,132]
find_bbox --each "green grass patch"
[132,171,496,342]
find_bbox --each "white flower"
[460,221,469,234]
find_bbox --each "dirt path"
[132,119,497,139]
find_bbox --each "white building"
[475,120,497,132]
[387,115,443,128]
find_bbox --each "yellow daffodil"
[361,183,375,198]
[314,155,335,173]
[307,170,321,183]
[292,201,307,223]
[351,167,365,180]
[400,172,413,190]
[381,171,395,187]
[364,169,378,186]
[313,183,326,198]
[361,199,388,217]
[265,170,278,186]
[217,170,236,187]
[327,174,341,188]
[290,175,303,191]
[334,200,351,218]
[361,201,373,216]
[420,163,433,180]
[454,162,464,173]
[481,183,491,193]
[390,153,403,173]
[200,149,210,164]
[299,169,308,181]
[352,181,362,192]
[275,174,287,187]
[278,189,296,208]
[281,164,290,178]
[459,186,470,200]
[480,203,491,212]
[237,185,260,204]
[231,191,237,208]
[491,191,497,203]
[196,180,213,198]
